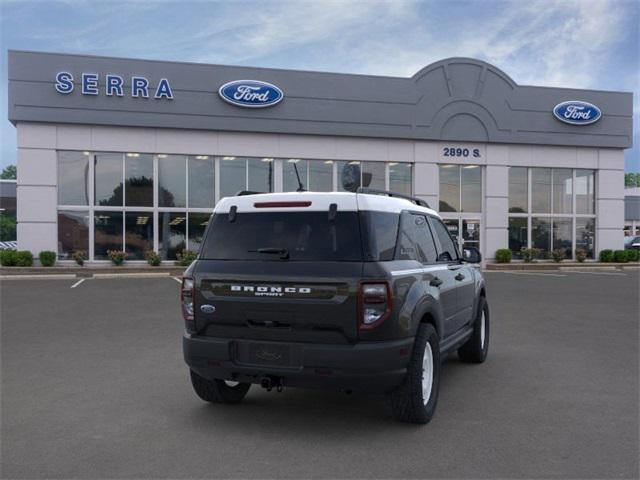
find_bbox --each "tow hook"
[260,375,284,392]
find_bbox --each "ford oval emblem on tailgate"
[200,304,216,314]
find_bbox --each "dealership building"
[7,50,633,262]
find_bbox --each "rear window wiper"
[249,247,290,260]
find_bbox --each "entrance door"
[442,218,481,255]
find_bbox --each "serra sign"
[553,101,601,125]
[55,72,174,99]
[218,80,283,108]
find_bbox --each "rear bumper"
[183,334,414,393]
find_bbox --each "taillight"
[358,282,392,330]
[181,276,195,331]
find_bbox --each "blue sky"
[1,0,638,171]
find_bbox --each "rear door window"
[429,217,459,262]
[396,212,438,263]
[201,211,362,261]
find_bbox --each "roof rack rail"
[235,190,265,196]
[356,187,430,209]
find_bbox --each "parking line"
[70,278,86,288]
[494,271,567,277]
[567,270,627,276]
[172,276,182,284]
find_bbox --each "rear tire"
[190,370,251,404]
[387,323,441,424]
[458,296,489,363]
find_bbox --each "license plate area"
[234,341,299,368]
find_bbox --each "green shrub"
[0,249,17,266]
[72,250,87,266]
[495,249,512,263]
[599,249,614,262]
[575,249,588,263]
[15,250,33,267]
[39,250,57,267]
[626,249,639,262]
[145,250,161,266]
[176,249,197,266]
[521,248,541,263]
[613,250,628,263]
[107,250,127,266]
[551,249,565,263]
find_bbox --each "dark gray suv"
[182,189,489,424]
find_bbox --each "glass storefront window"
[309,160,333,192]
[94,211,123,260]
[57,210,89,259]
[508,167,528,213]
[362,162,385,190]
[95,153,123,206]
[248,158,274,193]
[125,212,153,260]
[461,165,482,212]
[531,217,551,256]
[576,170,595,214]
[553,169,572,214]
[188,212,211,252]
[439,165,460,212]
[158,155,186,207]
[552,217,572,258]
[188,156,215,208]
[508,217,527,258]
[56,152,414,260]
[531,168,551,213]
[389,163,412,196]
[220,157,246,198]
[58,151,90,205]
[576,218,595,258]
[283,159,308,192]
[125,153,153,207]
[159,212,186,260]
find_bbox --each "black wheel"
[189,370,251,404]
[387,323,441,424]
[458,296,489,363]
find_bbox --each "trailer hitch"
[260,375,284,392]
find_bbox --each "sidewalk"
[486,261,639,271]
[0,264,187,278]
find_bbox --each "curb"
[486,262,637,271]
[0,266,186,278]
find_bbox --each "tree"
[625,172,640,188]
[0,165,16,180]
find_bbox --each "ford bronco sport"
[182,188,489,424]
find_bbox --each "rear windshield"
[201,211,363,261]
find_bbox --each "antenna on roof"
[293,163,306,192]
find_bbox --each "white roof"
[214,191,440,217]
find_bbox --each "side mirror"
[463,247,482,263]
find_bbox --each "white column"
[484,165,509,261]
[596,149,625,253]
[414,141,438,208]
[16,123,58,260]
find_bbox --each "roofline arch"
[412,57,517,88]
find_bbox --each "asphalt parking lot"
[1,270,638,479]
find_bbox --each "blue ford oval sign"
[218,80,283,108]
[553,101,601,125]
